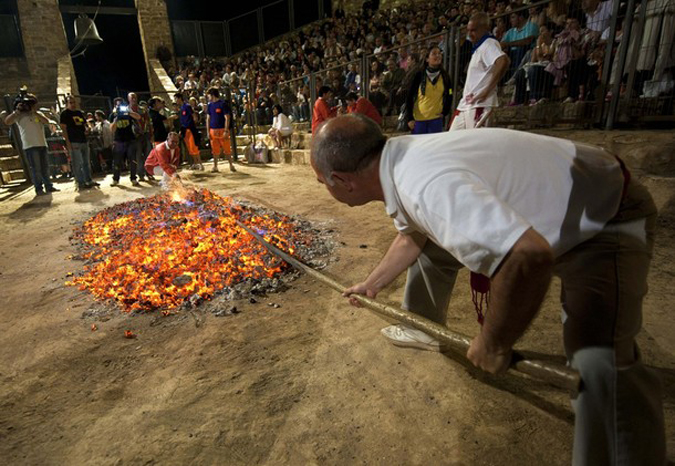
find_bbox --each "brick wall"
[136,0,175,78]
[0,0,72,99]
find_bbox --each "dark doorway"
[61,12,149,99]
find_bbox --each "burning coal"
[67,188,327,312]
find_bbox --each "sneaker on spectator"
[111,179,119,186]
[380,324,444,352]
[47,186,60,192]
[528,99,537,106]
[131,180,140,187]
[198,164,205,171]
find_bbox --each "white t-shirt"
[379,128,624,276]
[586,0,614,33]
[14,113,47,149]
[457,38,506,111]
[272,113,293,134]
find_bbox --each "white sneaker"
[380,324,444,352]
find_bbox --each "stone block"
[0,156,23,171]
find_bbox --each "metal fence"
[273,0,673,130]
[171,0,328,58]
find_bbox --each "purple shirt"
[207,100,230,129]
[179,103,194,128]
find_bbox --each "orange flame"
[67,188,312,312]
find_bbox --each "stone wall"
[0,0,72,99]
[136,0,176,76]
[147,58,178,97]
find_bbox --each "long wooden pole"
[238,220,581,396]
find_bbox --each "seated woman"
[268,105,293,149]
[511,23,556,105]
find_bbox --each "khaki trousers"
[402,181,665,465]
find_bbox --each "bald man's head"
[311,114,387,185]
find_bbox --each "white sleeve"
[415,173,531,276]
[481,39,506,68]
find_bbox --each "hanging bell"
[74,14,103,46]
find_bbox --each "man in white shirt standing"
[450,12,510,130]
[310,114,666,465]
[3,91,60,196]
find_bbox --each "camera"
[13,85,38,112]
[117,104,129,115]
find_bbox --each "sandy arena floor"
[0,130,673,465]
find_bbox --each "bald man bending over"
[310,114,665,465]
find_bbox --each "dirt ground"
[0,130,673,465]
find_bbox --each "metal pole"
[236,219,582,396]
[257,8,265,45]
[625,0,648,103]
[195,21,205,58]
[362,54,370,99]
[606,0,637,129]
[224,21,232,57]
[309,73,317,121]
[452,27,461,111]
[289,0,295,30]
[599,0,623,127]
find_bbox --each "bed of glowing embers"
[67,188,334,313]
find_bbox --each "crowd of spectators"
[166,0,630,131]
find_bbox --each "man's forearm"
[481,229,553,351]
[475,56,510,102]
[502,36,535,48]
[363,232,427,292]
[4,111,19,125]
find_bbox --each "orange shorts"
[209,128,231,156]
[184,128,200,156]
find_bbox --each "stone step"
[0,155,23,171]
[292,121,310,132]
[236,132,313,150]
[268,148,310,165]
[6,168,26,182]
[0,144,18,158]
[0,135,12,146]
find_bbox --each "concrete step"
[0,135,11,146]
[0,155,23,171]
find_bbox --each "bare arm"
[3,110,20,126]
[60,122,72,145]
[467,228,554,374]
[343,231,428,306]
[501,35,536,48]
